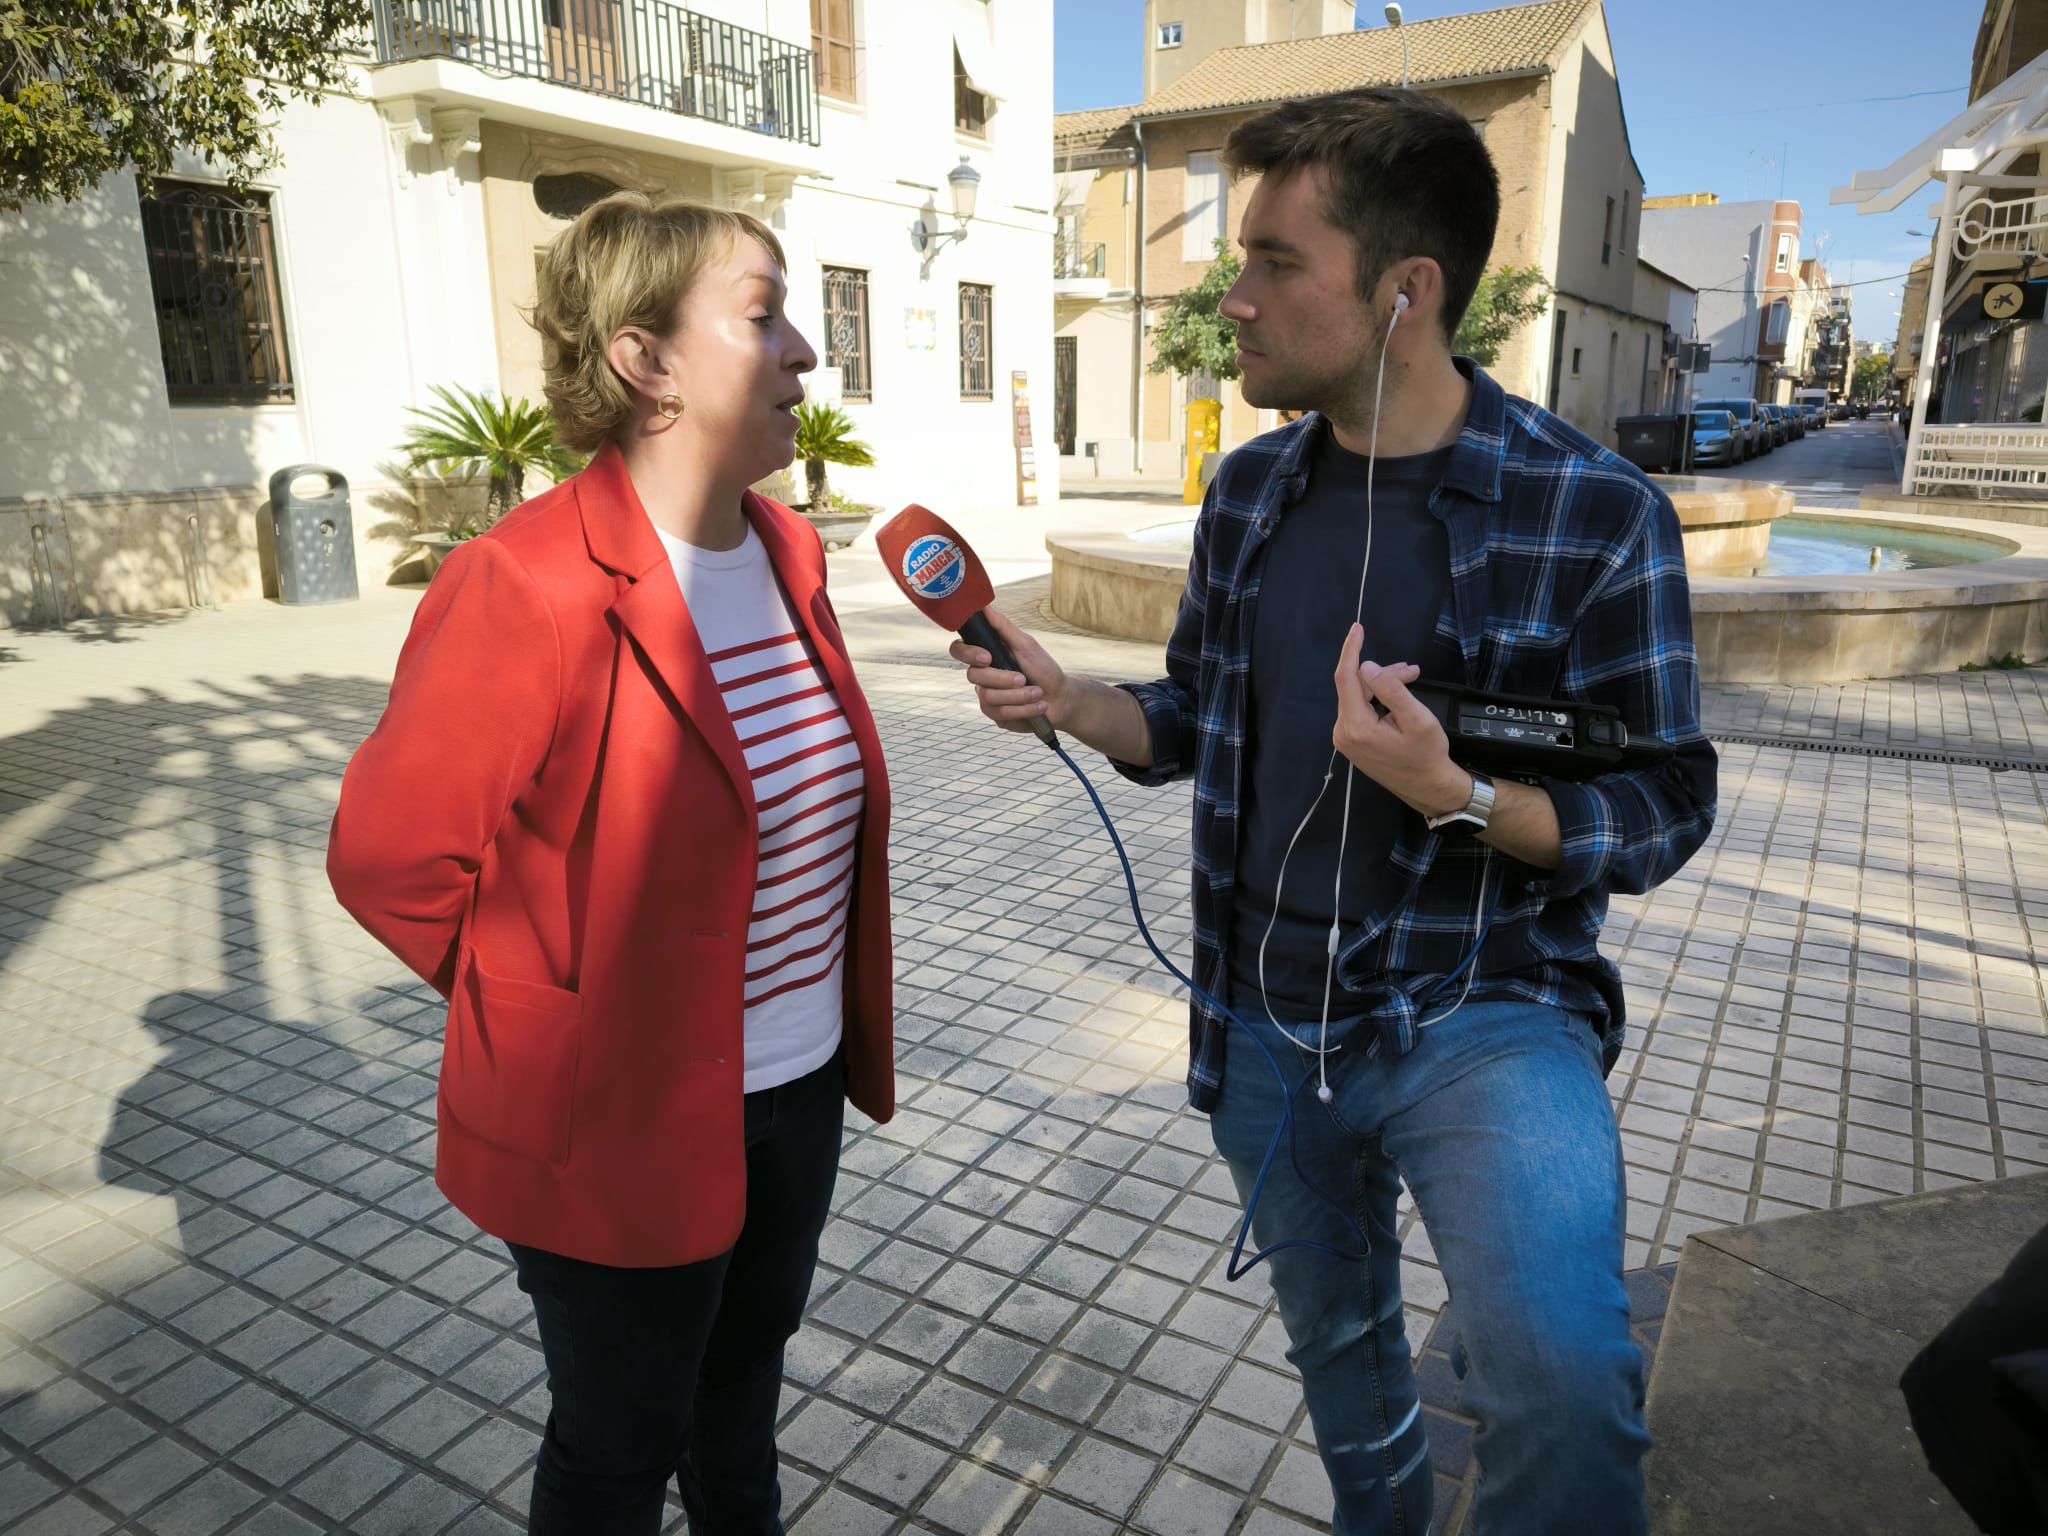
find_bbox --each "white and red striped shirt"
[655,521,863,1093]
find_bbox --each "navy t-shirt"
[1226,433,1461,1021]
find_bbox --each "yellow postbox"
[1184,398,1223,504]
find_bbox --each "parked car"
[1696,397,1769,457]
[1760,404,1789,447]
[1771,403,1804,442]
[1691,409,1741,467]
[1798,403,1826,431]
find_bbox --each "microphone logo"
[903,534,967,601]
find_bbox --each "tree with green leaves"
[1151,243,1552,380]
[1,0,371,211]
[1453,266,1551,367]
[1148,239,1244,383]
[793,403,875,511]
[400,386,585,535]
[1853,353,1893,402]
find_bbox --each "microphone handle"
[958,611,1058,747]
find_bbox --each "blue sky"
[1053,0,1985,344]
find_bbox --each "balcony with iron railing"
[1054,237,1110,302]
[1054,239,1107,280]
[370,0,820,147]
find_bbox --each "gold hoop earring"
[657,392,684,420]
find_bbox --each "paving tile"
[1174,1411,1279,1491]
[944,1331,1041,1395]
[132,1467,264,1536]
[380,1387,488,1457]
[1095,1381,1197,1456]
[779,1398,874,1474]
[231,1410,348,1488]
[1264,1444,1337,1522]
[895,1377,998,1443]
[919,1460,1033,1535]
[290,1439,406,1520]
[839,1425,952,1508]
[182,1382,293,1455]
[1133,1468,1244,1536]
[789,1487,899,1536]
[1051,1437,1156,1518]
[1016,1356,1113,1425]
[12,1492,119,1535]
[352,1473,483,1536]
[437,1415,540,1495]
[38,1406,153,1480]
[1012,1497,1118,1536]
[972,1404,1075,1478]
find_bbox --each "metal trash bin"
[268,465,359,605]
[1613,414,1693,475]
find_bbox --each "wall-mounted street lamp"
[914,158,982,259]
[1384,3,1408,89]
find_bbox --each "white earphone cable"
[1256,295,1404,1103]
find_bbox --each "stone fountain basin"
[1655,475,1791,573]
[1046,487,2048,684]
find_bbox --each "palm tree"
[399,385,584,534]
[793,403,875,511]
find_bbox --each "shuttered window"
[810,0,855,100]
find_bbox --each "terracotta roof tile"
[1135,0,1593,120]
[1055,105,1138,157]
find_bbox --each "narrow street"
[1689,418,1900,506]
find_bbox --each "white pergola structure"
[1835,48,2048,498]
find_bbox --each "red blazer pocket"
[443,948,582,1167]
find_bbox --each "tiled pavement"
[2,588,2045,1536]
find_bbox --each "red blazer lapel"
[577,444,757,826]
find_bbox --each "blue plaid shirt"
[1115,362,1718,1111]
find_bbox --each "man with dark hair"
[951,87,1716,1534]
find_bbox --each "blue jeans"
[1208,999,1649,1536]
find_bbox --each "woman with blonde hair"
[328,193,895,1533]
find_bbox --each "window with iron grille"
[959,283,993,400]
[139,179,294,404]
[810,0,855,101]
[823,266,872,402]
[954,47,990,137]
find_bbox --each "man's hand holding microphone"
[876,507,1154,768]
[947,610,1156,769]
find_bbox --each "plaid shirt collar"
[1268,359,1507,505]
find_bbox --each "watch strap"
[1426,771,1496,832]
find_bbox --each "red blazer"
[328,442,894,1268]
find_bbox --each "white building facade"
[1639,197,1803,407]
[0,0,1054,625]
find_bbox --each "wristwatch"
[1425,772,1496,834]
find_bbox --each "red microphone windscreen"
[874,506,996,632]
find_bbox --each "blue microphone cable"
[1043,737,1497,1281]
[1046,739,1374,1278]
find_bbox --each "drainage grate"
[1708,730,2048,773]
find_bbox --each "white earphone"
[1393,291,1410,313]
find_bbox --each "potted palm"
[399,385,584,574]
[793,403,877,549]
